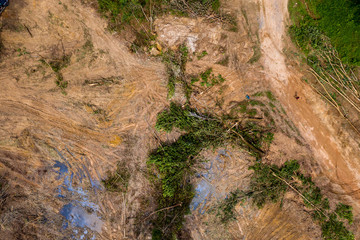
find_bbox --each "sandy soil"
[0,0,359,239]
[0,0,168,239]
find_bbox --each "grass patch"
[163,47,226,100]
[252,91,264,97]
[289,0,360,134]
[229,100,266,120]
[97,0,154,25]
[265,91,276,101]
[198,68,225,87]
[288,0,360,66]
[262,132,274,146]
[249,100,265,106]
[16,47,29,56]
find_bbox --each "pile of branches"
[306,46,360,134]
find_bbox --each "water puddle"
[52,147,104,239]
[190,149,231,214]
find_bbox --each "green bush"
[215,189,244,223]
[321,214,354,240]
[249,160,299,208]
[335,203,353,224]
[197,68,225,87]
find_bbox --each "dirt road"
[259,0,360,213]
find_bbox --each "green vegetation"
[130,30,157,53]
[252,91,264,97]
[161,44,189,99]
[48,55,71,73]
[16,47,29,56]
[97,0,237,50]
[263,132,274,145]
[51,56,70,94]
[0,176,8,208]
[246,160,354,240]
[214,189,247,224]
[84,76,122,86]
[102,162,130,192]
[249,160,299,208]
[0,38,4,56]
[97,0,156,25]
[97,0,223,25]
[248,45,261,64]
[191,68,225,87]
[215,159,354,239]
[289,0,360,134]
[149,89,354,239]
[289,0,360,65]
[148,101,272,239]
[265,91,276,101]
[229,100,263,123]
[197,50,208,60]
[321,213,354,240]
[162,46,226,100]
[335,203,353,224]
[40,55,71,95]
[249,99,265,106]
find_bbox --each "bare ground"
[0,0,359,239]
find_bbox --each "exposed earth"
[0,0,359,239]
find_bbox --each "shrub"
[321,214,354,240]
[335,203,353,224]
[215,189,244,223]
[249,160,299,208]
